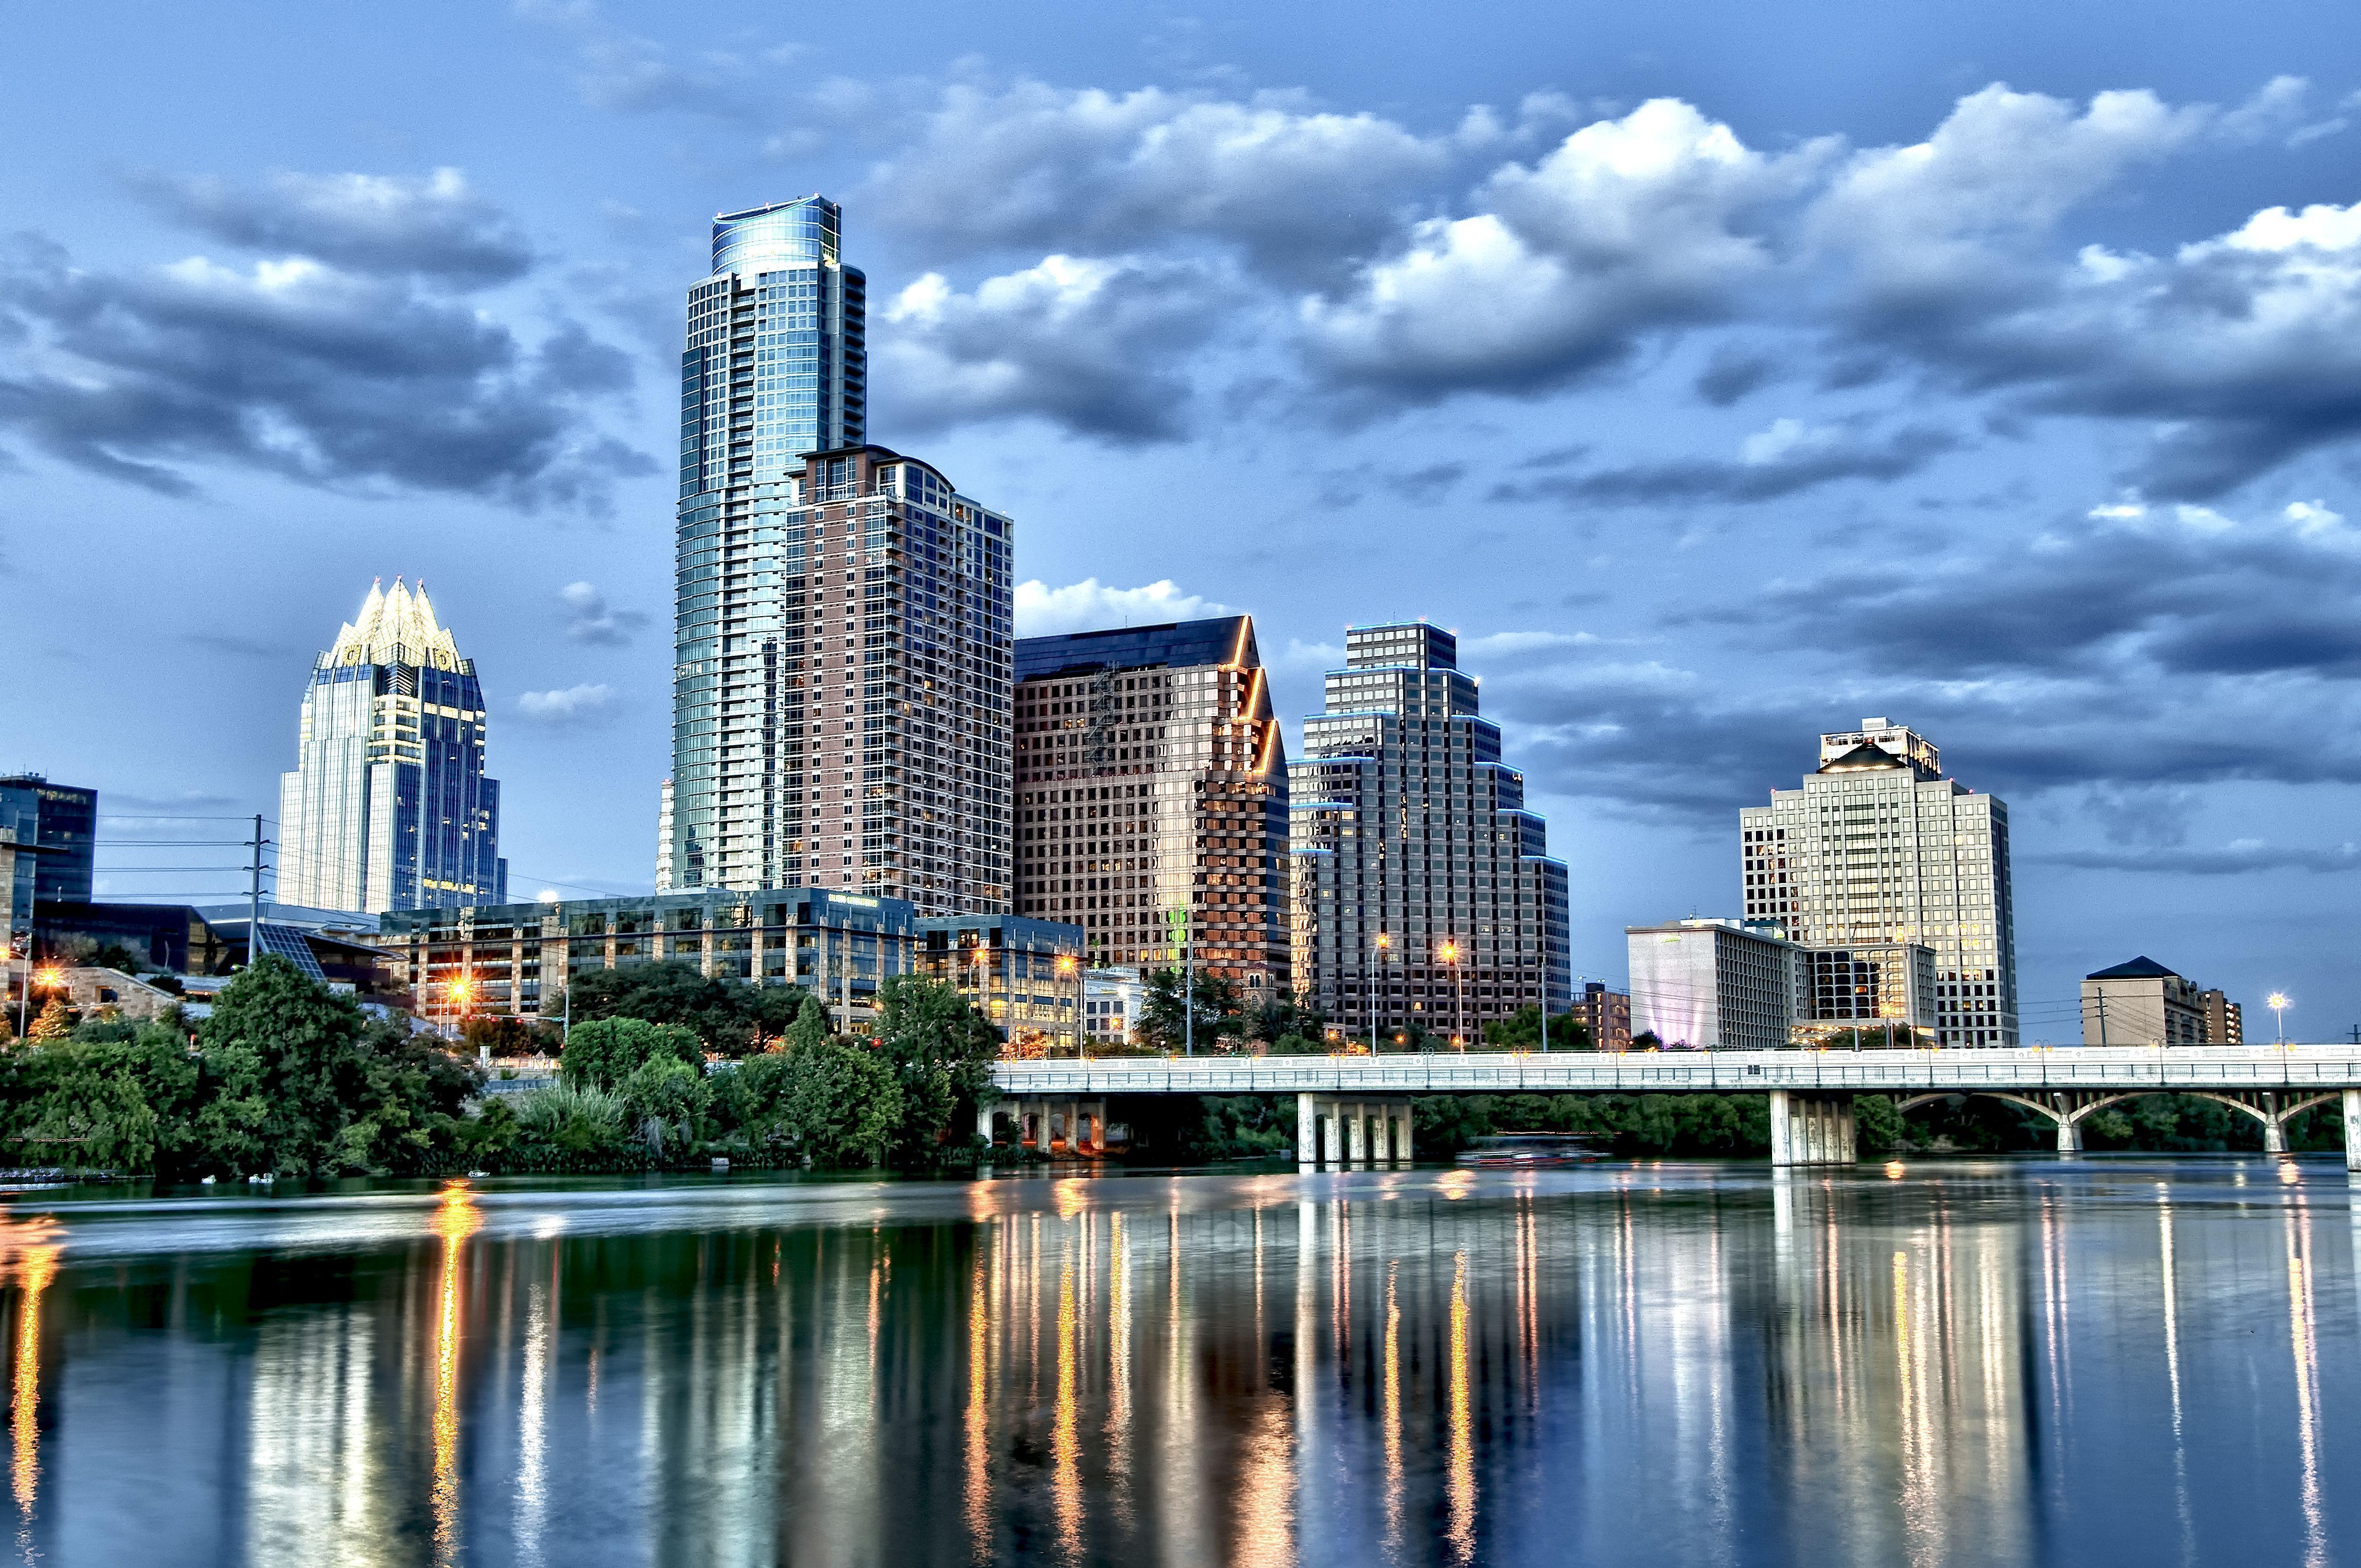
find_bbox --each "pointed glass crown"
[328,577,465,670]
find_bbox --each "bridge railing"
[988,1045,2361,1096]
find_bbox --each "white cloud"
[558,580,646,644]
[517,682,615,724]
[1014,578,1235,637]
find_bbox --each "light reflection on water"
[0,1159,2356,1565]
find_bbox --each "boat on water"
[1456,1132,1613,1167]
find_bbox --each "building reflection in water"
[0,1161,2357,1563]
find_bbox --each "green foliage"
[1854,1094,1905,1153]
[1267,1033,1326,1055]
[779,1037,903,1167]
[872,976,999,1162]
[785,996,833,1052]
[1411,1092,1773,1157]
[622,1055,711,1157]
[1630,1030,1663,1051]
[461,1014,534,1057]
[1482,1006,1594,1051]
[1243,996,1326,1044]
[1174,1095,1297,1160]
[555,960,812,1055]
[27,999,74,1041]
[1140,967,1244,1050]
[1817,1025,1935,1049]
[501,1082,643,1171]
[560,1017,703,1091]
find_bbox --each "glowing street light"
[1438,940,1463,1049]
[1055,953,1080,1057]
[1371,931,1391,1048]
[32,967,63,990]
[2268,992,2292,1044]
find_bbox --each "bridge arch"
[1892,1088,2337,1154]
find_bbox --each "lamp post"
[1056,953,1079,1058]
[448,975,475,1051]
[1439,940,1462,1049]
[2269,992,2291,1045]
[1372,930,1390,1050]
[23,962,64,1038]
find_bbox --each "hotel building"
[662,198,1015,911]
[1289,621,1569,1045]
[277,579,506,914]
[1013,618,1289,1004]
[1739,719,2016,1045]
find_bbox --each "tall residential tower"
[278,579,506,914]
[1014,617,1289,1002]
[1739,719,2017,1044]
[1290,621,1569,1045]
[662,199,1015,910]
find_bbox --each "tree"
[780,1037,903,1167]
[872,976,1000,1162]
[1139,968,1244,1050]
[1817,1025,1934,1050]
[27,999,74,1041]
[785,995,833,1051]
[1244,996,1327,1045]
[1630,1030,1663,1052]
[560,1017,703,1091]
[555,961,811,1056]
[1483,1007,1594,1051]
[621,1055,711,1157]
[460,1015,534,1058]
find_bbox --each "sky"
[2,0,2357,1041]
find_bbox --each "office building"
[912,914,1087,1050]
[2081,956,2235,1046]
[0,775,95,904]
[379,890,1080,1041]
[277,578,507,915]
[1739,718,2017,1045]
[1799,941,1938,1039]
[1014,618,1288,1002]
[1290,621,1569,1045]
[1572,981,1632,1052]
[1626,918,1802,1051]
[1083,965,1148,1044]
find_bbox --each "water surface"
[0,1157,2351,1566]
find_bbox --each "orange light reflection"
[429,1184,480,1568]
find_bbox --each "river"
[0,1156,2348,1566]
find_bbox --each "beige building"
[2082,957,2235,1046]
[1740,718,2017,1045]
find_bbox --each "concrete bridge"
[984,1045,2361,1168]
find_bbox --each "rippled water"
[0,1156,2352,1566]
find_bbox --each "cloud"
[2040,839,2361,874]
[558,580,647,644]
[1300,100,1825,404]
[1014,578,1235,637]
[0,232,646,509]
[516,682,616,724]
[1495,417,1959,505]
[515,0,799,117]
[875,255,1235,441]
[130,167,533,285]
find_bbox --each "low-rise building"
[1572,981,1632,1052]
[1626,918,1803,1051]
[2082,956,2228,1046]
[911,913,1086,1050]
[1082,965,1147,1044]
[1797,941,1938,1041]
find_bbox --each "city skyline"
[3,3,2357,1032]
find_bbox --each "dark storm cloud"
[0,232,648,512]
[129,168,535,286]
[1493,420,1957,506]
[1694,345,1782,405]
[2039,841,2361,874]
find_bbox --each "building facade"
[0,775,95,904]
[1740,718,2017,1045]
[380,889,1081,1041]
[1083,966,1148,1044]
[1799,941,1939,1038]
[278,579,506,915]
[1014,618,1289,1002]
[1627,918,1802,1051]
[2081,955,2218,1045]
[664,438,1013,909]
[1290,621,1569,1046]
[1572,981,1633,1052]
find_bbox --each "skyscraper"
[1014,617,1289,1002]
[1739,718,2017,1044]
[0,774,96,906]
[278,579,506,915]
[663,200,1014,910]
[1290,621,1569,1045]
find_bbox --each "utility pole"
[246,814,270,971]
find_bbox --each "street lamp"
[1371,931,1391,1050]
[1056,954,1079,1057]
[2269,992,2291,1045]
[1438,940,1463,1049]
[447,975,476,1051]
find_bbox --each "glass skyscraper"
[278,578,506,915]
[663,200,1014,912]
[1289,621,1569,1045]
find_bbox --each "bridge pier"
[978,1097,1111,1157]
[1768,1090,1855,1168]
[2346,1090,2361,1171]
[1296,1094,1414,1166]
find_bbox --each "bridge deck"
[990,1045,2361,1097]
